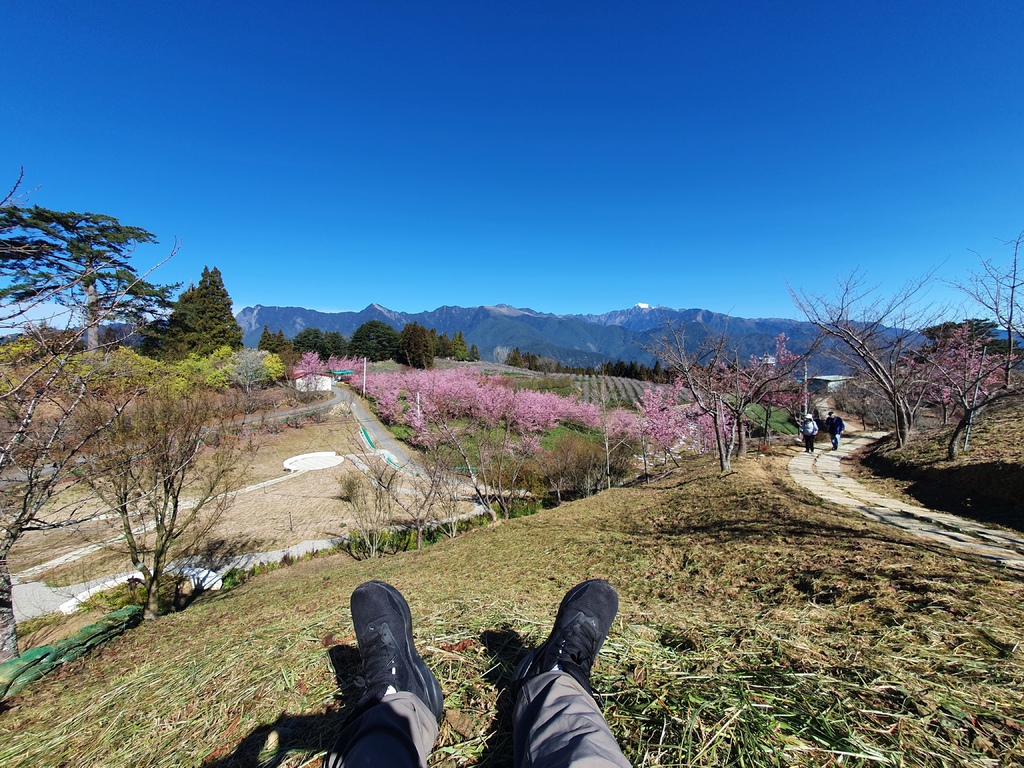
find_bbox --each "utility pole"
[362,357,367,397]
[803,361,809,415]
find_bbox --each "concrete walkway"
[788,434,1024,572]
[334,387,420,472]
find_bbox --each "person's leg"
[512,580,631,768]
[325,693,437,768]
[324,581,444,768]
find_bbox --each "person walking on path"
[325,579,629,768]
[824,411,845,451]
[800,414,819,453]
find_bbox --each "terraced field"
[573,375,652,405]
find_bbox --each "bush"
[343,528,411,560]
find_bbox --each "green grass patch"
[745,403,798,435]
[386,423,414,441]
[538,422,603,450]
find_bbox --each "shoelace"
[354,622,399,692]
[556,615,600,673]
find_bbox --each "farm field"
[573,374,652,404]
[9,403,468,589]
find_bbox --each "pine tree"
[469,343,480,362]
[257,325,278,352]
[348,320,400,362]
[437,332,455,359]
[1,206,176,350]
[274,330,298,368]
[323,331,348,358]
[293,327,324,355]
[452,330,469,361]
[398,322,435,369]
[142,266,242,359]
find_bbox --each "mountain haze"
[235,303,825,368]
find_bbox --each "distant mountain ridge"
[235,302,824,368]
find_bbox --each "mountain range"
[236,303,829,369]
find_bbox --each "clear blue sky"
[3,1,1022,321]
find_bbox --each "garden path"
[788,433,1024,571]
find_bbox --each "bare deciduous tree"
[82,388,253,619]
[957,232,1024,389]
[791,271,940,449]
[343,468,397,559]
[651,326,810,471]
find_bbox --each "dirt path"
[788,433,1024,571]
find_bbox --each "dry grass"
[9,407,384,585]
[2,445,1023,767]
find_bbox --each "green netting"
[1,606,142,699]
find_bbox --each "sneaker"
[513,579,618,697]
[349,580,444,721]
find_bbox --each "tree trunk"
[145,581,160,620]
[713,408,732,472]
[888,392,913,449]
[143,557,162,620]
[0,556,18,661]
[85,280,100,352]
[947,415,970,461]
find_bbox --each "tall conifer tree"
[142,266,242,359]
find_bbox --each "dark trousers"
[325,671,631,768]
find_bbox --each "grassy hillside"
[2,451,1022,766]
[859,399,1024,531]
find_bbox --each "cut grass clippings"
[1,452,1022,766]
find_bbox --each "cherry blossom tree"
[360,368,601,517]
[922,321,1014,458]
[291,350,327,378]
[635,381,688,477]
[792,271,938,449]
[652,327,809,471]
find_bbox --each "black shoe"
[513,579,618,697]
[349,581,444,721]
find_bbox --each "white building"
[293,373,333,393]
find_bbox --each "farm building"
[293,373,333,393]
[808,375,854,394]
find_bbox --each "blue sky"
[3,1,1022,321]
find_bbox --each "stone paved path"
[788,433,1024,571]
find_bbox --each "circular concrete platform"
[283,451,345,472]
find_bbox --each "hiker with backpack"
[824,411,845,451]
[800,414,819,453]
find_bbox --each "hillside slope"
[2,453,1022,767]
[859,399,1024,531]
